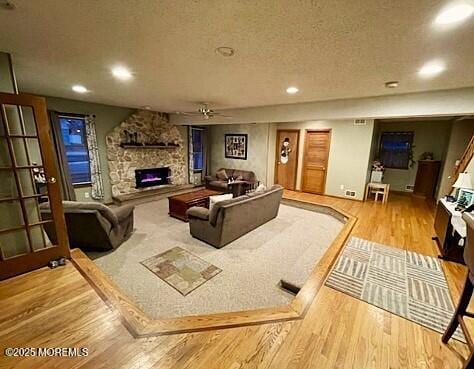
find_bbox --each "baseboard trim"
[323,193,364,202]
[71,198,357,337]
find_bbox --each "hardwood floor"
[0,191,470,369]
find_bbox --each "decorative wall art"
[280,137,292,164]
[225,134,248,160]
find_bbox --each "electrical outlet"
[84,192,90,199]
[340,184,345,190]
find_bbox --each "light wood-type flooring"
[0,191,470,369]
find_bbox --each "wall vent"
[345,190,357,197]
[354,119,367,126]
[405,184,415,191]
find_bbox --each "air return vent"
[354,119,367,126]
[405,184,415,191]
[345,190,357,197]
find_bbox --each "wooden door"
[274,130,299,190]
[302,130,331,194]
[0,92,69,280]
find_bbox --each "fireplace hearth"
[135,167,171,189]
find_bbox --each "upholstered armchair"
[40,201,134,251]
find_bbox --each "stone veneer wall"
[106,110,186,197]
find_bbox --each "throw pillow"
[209,193,233,210]
[216,169,228,180]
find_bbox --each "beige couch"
[186,185,283,248]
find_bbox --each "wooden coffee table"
[168,189,223,222]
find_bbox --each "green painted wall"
[208,123,271,184]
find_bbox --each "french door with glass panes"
[0,92,69,280]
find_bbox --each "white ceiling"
[0,0,473,112]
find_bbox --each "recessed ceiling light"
[286,86,299,94]
[385,81,399,88]
[112,66,133,80]
[435,3,474,25]
[142,105,151,110]
[215,47,235,57]
[418,61,446,78]
[72,85,88,93]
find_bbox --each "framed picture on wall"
[225,134,248,160]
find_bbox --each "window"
[379,131,414,169]
[59,115,91,185]
[191,127,204,172]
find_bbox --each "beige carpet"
[88,198,344,319]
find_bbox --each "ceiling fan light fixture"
[215,47,235,57]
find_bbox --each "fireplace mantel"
[119,144,180,150]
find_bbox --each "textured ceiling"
[0,0,473,112]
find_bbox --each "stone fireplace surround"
[106,110,187,197]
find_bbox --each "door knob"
[48,177,57,184]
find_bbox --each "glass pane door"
[0,93,69,280]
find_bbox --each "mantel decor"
[225,134,248,160]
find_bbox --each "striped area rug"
[325,237,465,342]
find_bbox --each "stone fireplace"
[106,110,186,197]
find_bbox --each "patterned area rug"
[325,237,465,342]
[141,247,222,296]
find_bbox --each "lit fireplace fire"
[135,167,171,188]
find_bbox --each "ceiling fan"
[175,103,231,120]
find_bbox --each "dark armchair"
[40,201,134,251]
